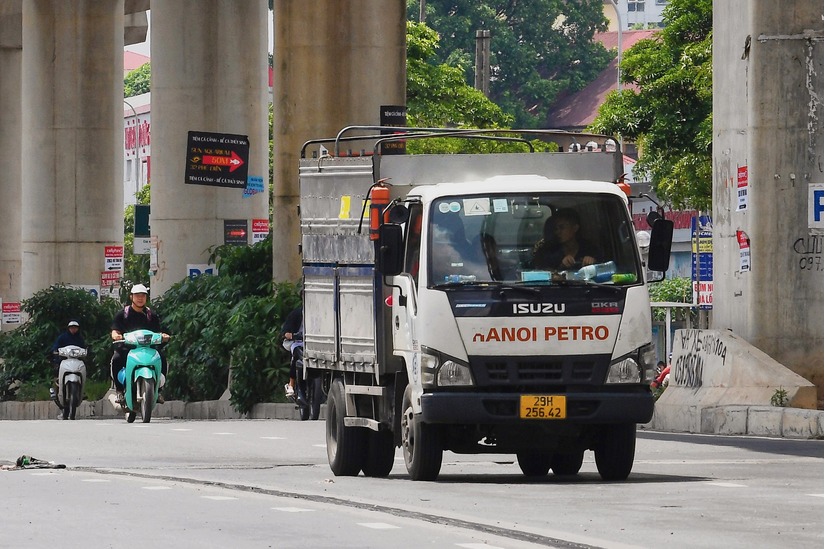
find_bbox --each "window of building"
[628,0,645,12]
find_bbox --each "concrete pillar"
[20,1,125,299]
[150,0,269,296]
[0,1,22,329]
[712,2,824,400]
[272,0,407,282]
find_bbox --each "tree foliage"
[154,235,299,414]
[124,62,151,97]
[0,286,121,400]
[590,0,712,210]
[409,0,612,128]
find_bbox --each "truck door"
[391,203,422,374]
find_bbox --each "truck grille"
[470,356,605,386]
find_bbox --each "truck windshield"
[427,193,641,286]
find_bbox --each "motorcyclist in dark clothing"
[281,304,302,398]
[51,320,86,361]
[110,284,170,403]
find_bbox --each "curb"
[0,397,325,422]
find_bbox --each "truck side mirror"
[377,223,404,276]
[647,218,673,273]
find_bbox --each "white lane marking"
[30,472,59,476]
[81,478,110,482]
[706,482,747,488]
[272,507,315,513]
[457,544,505,549]
[202,495,238,501]
[358,523,400,530]
[807,493,824,498]
[260,436,285,440]
[142,486,172,491]
[312,444,326,448]
[171,428,192,431]
[213,432,235,436]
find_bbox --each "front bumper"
[420,390,654,425]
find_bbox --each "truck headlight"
[437,360,473,386]
[420,348,474,387]
[606,357,641,383]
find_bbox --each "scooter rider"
[110,284,170,404]
[51,320,86,369]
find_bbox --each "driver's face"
[131,293,148,306]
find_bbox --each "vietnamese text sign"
[736,165,748,211]
[224,219,249,246]
[104,245,124,272]
[737,230,751,272]
[252,218,269,243]
[2,302,21,325]
[100,271,121,298]
[243,175,265,198]
[380,105,407,155]
[185,131,250,189]
[187,264,217,279]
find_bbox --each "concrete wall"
[271,0,407,282]
[712,2,824,402]
[0,0,22,328]
[20,1,125,299]
[150,0,270,296]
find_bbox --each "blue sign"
[243,175,265,198]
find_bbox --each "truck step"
[344,385,386,397]
[344,417,380,431]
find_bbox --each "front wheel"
[516,451,551,477]
[594,423,636,481]
[326,378,365,476]
[401,386,442,481]
[361,429,396,478]
[139,378,155,424]
[67,382,81,420]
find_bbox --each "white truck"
[299,127,672,481]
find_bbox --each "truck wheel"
[594,423,636,481]
[361,429,396,478]
[326,378,365,476]
[516,451,551,477]
[401,386,442,481]
[550,450,584,476]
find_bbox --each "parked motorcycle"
[283,335,324,421]
[51,345,87,420]
[115,329,165,423]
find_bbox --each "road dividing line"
[272,507,315,513]
[358,522,401,530]
[706,481,747,488]
[201,495,238,500]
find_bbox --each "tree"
[590,0,712,210]
[124,62,151,97]
[409,0,612,128]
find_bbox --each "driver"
[532,208,600,270]
[109,284,170,404]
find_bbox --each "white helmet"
[131,283,149,295]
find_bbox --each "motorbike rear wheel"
[308,376,323,421]
[140,378,155,423]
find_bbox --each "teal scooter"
[116,329,165,423]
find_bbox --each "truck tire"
[401,386,442,481]
[550,450,584,476]
[594,423,636,481]
[361,429,396,478]
[326,378,365,476]
[516,451,551,477]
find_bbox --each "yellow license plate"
[519,395,566,419]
